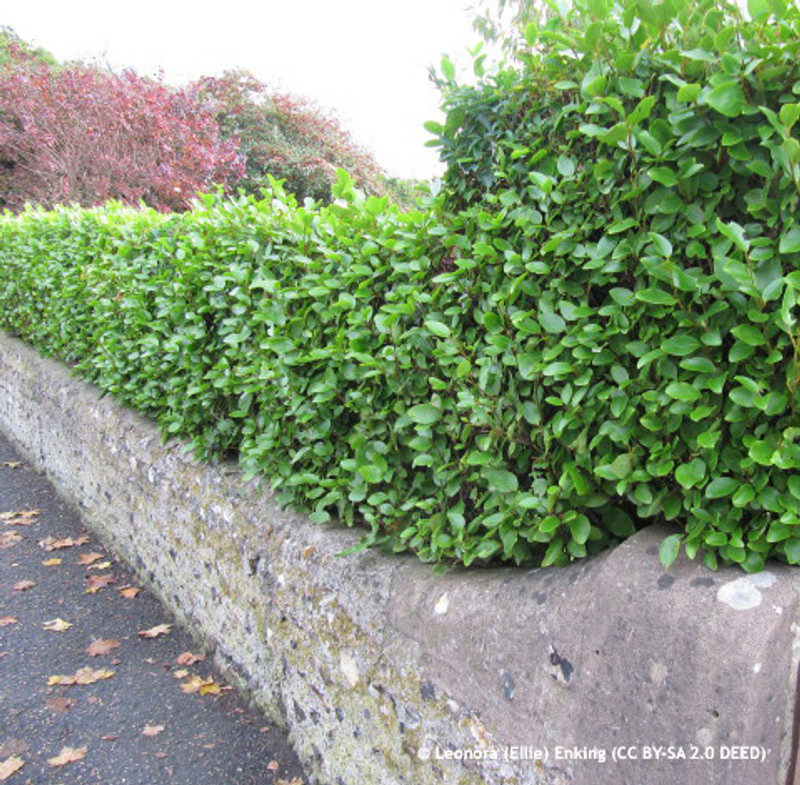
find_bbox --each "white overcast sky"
[2,1,480,179]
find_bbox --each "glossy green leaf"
[407,404,442,425]
[705,476,739,498]
[659,533,682,568]
[705,82,746,117]
[665,382,701,402]
[483,469,519,493]
[635,288,676,306]
[424,319,451,338]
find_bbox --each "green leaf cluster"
[420,0,800,570]
[2,0,800,571]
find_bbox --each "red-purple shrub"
[0,58,243,212]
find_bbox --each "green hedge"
[2,0,800,572]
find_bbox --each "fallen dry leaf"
[13,580,35,591]
[45,697,76,714]
[86,639,121,657]
[0,755,25,781]
[138,624,172,639]
[43,618,72,632]
[118,585,142,599]
[0,509,40,525]
[42,558,62,567]
[85,574,115,593]
[0,532,22,549]
[0,739,31,758]
[39,535,89,551]
[179,675,223,695]
[47,746,87,767]
[1,461,23,468]
[275,779,305,785]
[176,651,205,666]
[0,741,29,758]
[173,669,189,679]
[100,735,118,742]
[48,667,115,686]
[78,552,104,566]
[0,616,18,627]
[142,724,165,737]
[89,560,113,571]
[267,760,280,772]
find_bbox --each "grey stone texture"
[1,332,798,785]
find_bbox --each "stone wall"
[0,332,798,785]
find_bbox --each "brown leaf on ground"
[179,675,223,695]
[138,624,172,639]
[275,779,305,785]
[0,509,40,525]
[142,724,165,737]
[74,667,115,684]
[39,535,90,551]
[0,616,18,626]
[118,585,142,599]
[48,667,115,686]
[0,532,21,549]
[100,735,118,742]
[47,746,87,767]
[0,756,25,781]
[0,741,29,758]
[89,560,113,571]
[85,574,115,593]
[173,669,189,679]
[86,639,121,657]
[42,558,62,567]
[77,552,104,566]
[43,618,72,632]
[45,696,76,713]
[1,461,23,469]
[267,760,280,772]
[13,580,36,591]
[176,651,205,666]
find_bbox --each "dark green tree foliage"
[192,70,387,203]
[1,0,800,571]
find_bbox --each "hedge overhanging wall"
[2,333,800,785]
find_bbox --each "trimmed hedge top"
[1,0,800,571]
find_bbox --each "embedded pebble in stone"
[340,652,359,687]
[696,727,713,747]
[716,572,778,611]
[433,592,449,616]
[501,670,516,701]
[746,571,777,589]
[649,661,668,687]
[716,578,763,610]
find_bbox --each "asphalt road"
[0,429,306,785]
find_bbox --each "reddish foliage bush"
[0,57,243,212]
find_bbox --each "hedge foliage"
[2,0,800,571]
